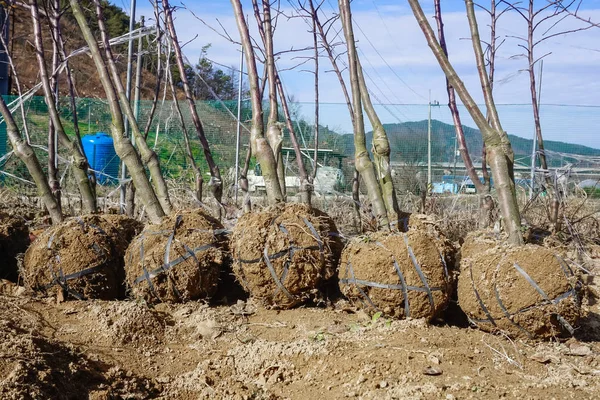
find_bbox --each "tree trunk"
[356,59,399,227]
[31,0,97,213]
[231,0,283,205]
[261,0,286,199]
[339,0,389,230]
[407,0,522,244]
[93,0,172,215]
[434,0,492,226]
[69,0,165,223]
[163,0,223,208]
[0,96,62,224]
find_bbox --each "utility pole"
[427,90,439,192]
[234,44,244,205]
[120,0,136,213]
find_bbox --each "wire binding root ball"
[458,245,582,339]
[230,204,342,309]
[339,229,454,321]
[24,216,123,300]
[125,209,227,303]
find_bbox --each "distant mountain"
[324,120,600,168]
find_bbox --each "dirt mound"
[339,229,454,320]
[230,204,342,309]
[458,245,582,339]
[23,217,121,300]
[0,213,29,282]
[0,298,156,399]
[125,209,227,303]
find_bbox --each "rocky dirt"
[1,282,600,399]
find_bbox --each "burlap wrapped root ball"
[125,209,227,303]
[339,229,454,321]
[230,204,342,309]
[458,245,582,339]
[0,212,30,282]
[23,215,128,300]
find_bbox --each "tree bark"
[407,0,522,244]
[275,72,310,204]
[261,0,286,198]
[434,0,493,226]
[31,0,97,213]
[93,0,172,214]
[339,0,389,230]
[0,96,62,224]
[231,0,283,205]
[69,0,165,223]
[356,59,399,227]
[163,0,223,208]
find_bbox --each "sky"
[132,0,600,149]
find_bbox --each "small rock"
[378,380,388,388]
[446,395,456,400]
[569,344,592,357]
[530,352,559,364]
[423,367,443,376]
[356,374,367,384]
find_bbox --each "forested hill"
[321,120,600,167]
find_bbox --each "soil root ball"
[23,216,122,300]
[339,229,454,321]
[457,245,582,339]
[0,212,30,282]
[230,204,342,309]
[125,209,227,303]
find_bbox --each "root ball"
[339,229,454,320]
[125,209,227,303]
[230,204,342,309]
[457,245,581,339]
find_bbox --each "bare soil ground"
[1,282,599,400]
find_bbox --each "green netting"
[0,95,598,196]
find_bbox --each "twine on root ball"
[339,230,453,321]
[125,210,228,303]
[24,217,120,300]
[230,204,342,309]
[458,245,581,339]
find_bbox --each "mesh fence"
[0,95,598,196]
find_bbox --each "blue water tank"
[81,132,120,185]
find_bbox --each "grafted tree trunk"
[339,0,389,230]
[231,0,283,205]
[163,0,223,209]
[93,0,172,215]
[0,96,62,223]
[261,0,286,198]
[356,59,399,227]
[69,0,165,223]
[31,0,97,213]
[407,0,522,244]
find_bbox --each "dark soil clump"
[23,217,121,300]
[457,244,582,339]
[125,209,227,303]
[339,228,454,321]
[230,203,342,309]
[0,212,29,282]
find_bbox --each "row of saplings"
[0,204,583,341]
